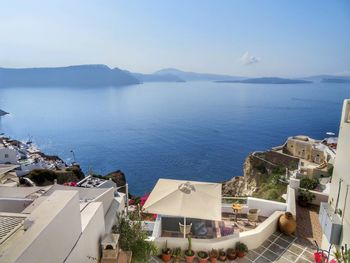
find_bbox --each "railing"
[222,197,248,204]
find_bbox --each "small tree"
[114,212,157,263]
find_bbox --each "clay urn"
[279,212,296,235]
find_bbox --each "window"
[4,154,9,158]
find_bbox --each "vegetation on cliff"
[223,151,295,202]
[27,165,84,186]
[251,167,287,202]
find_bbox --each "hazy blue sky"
[1,0,349,77]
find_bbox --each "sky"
[0,0,349,77]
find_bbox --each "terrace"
[145,198,285,239]
[146,197,270,240]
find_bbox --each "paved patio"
[150,231,316,263]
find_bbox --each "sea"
[0,82,349,195]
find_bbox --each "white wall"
[0,147,17,164]
[222,197,287,218]
[286,186,296,216]
[247,197,287,217]
[65,202,106,263]
[323,100,350,249]
[154,211,282,252]
[94,187,114,215]
[0,190,82,263]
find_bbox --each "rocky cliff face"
[222,151,299,197]
[223,154,267,196]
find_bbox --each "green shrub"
[300,177,319,190]
[255,164,267,174]
[236,242,248,253]
[271,166,285,175]
[28,169,57,186]
[114,214,157,263]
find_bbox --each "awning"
[143,178,221,221]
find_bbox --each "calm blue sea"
[0,82,349,194]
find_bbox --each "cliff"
[223,151,299,199]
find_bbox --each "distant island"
[131,72,186,83]
[0,64,349,86]
[321,78,350,83]
[301,75,350,83]
[215,77,312,84]
[0,65,140,87]
[153,68,244,82]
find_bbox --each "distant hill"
[0,65,140,87]
[302,75,350,83]
[216,77,312,84]
[154,68,244,81]
[322,78,350,83]
[131,72,185,83]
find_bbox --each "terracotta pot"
[219,255,226,261]
[279,212,296,235]
[198,258,208,263]
[227,253,237,260]
[210,257,217,263]
[185,251,195,263]
[237,251,245,258]
[162,253,172,262]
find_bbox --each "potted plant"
[161,240,172,262]
[218,249,226,261]
[209,249,218,263]
[184,236,195,263]
[197,251,209,263]
[236,242,248,258]
[298,189,315,207]
[226,248,237,260]
[172,247,182,263]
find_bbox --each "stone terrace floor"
[150,232,316,263]
[295,204,322,247]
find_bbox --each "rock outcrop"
[26,164,85,186]
[105,170,128,194]
[222,150,299,197]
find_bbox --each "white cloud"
[240,51,260,65]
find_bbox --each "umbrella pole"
[184,217,186,238]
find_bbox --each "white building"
[0,185,126,263]
[320,99,350,249]
[0,145,18,164]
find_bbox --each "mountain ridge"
[0,64,140,87]
[0,65,349,86]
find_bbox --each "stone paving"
[150,232,316,263]
[295,204,322,247]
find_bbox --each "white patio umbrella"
[143,178,222,238]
